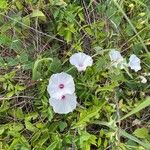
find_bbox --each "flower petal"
[49,93,77,114]
[139,76,147,83]
[109,49,123,62]
[47,72,75,99]
[83,55,93,67]
[109,50,126,69]
[69,52,93,71]
[129,54,141,72]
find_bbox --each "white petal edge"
[69,52,93,71]
[49,93,77,114]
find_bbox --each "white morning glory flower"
[128,54,141,72]
[47,72,75,99]
[69,52,93,72]
[139,76,147,84]
[49,93,77,114]
[109,49,127,69]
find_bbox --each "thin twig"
[0,96,35,101]
[0,13,65,43]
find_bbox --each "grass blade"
[112,0,150,57]
[93,121,150,149]
[120,129,150,149]
[119,97,150,121]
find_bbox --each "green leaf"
[120,129,150,149]
[84,27,93,36]
[0,0,8,9]
[10,39,23,53]
[15,0,24,10]
[79,131,97,150]
[50,58,62,73]
[78,12,84,22]
[47,107,53,122]
[32,57,53,80]
[6,57,18,66]
[31,10,45,17]
[6,91,15,98]
[37,131,49,146]
[25,112,38,121]
[0,128,4,135]
[18,53,29,63]
[31,131,41,146]
[96,82,119,93]
[58,121,67,132]
[0,56,5,66]
[133,128,149,139]
[73,101,106,128]
[0,34,11,46]
[15,84,26,91]
[0,100,10,112]
[55,0,67,6]
[65,31,72,43]
[9,123,24,132]
[120,97,150,121]
[25,120,38,132]
[9,108,24,119]
[31,10,46,21]
[93,121,150,149]
[22,16,30,27]
[46,141,59,150]
[50,0,67,6]
[20,135,30,149]
[8,139,19,150]
[25,112,38,132]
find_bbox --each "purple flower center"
[79,63,83,67]
[61,95,65,100]
[59,84,64,89]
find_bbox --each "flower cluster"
[47,53,93,114]
[109,49,141,72]
[47,50,146,114]
[47,72,77,114]
[109,49,147,83]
